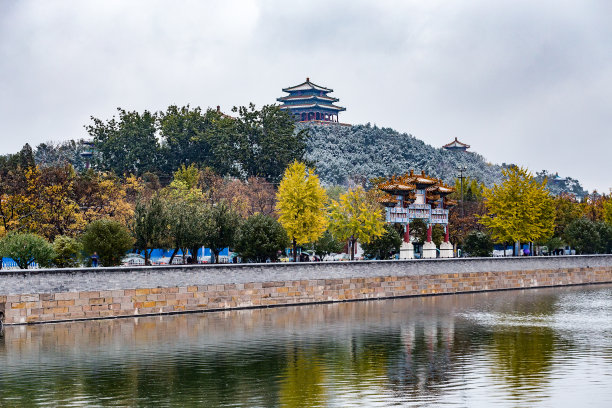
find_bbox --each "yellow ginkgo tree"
[328,187,386,260]
[479,166,555,255]
[276,161,328,261]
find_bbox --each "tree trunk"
[292,238,297,262]
[169,247,179,265]
[350,236,355,261]
[212,249,219,264]
[189,247,199,264]
[144,248,152,266]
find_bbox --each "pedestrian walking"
[91,252,99,267]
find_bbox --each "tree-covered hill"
[303,123,587,196]
[303,123,501,186]
[5,109,586,197]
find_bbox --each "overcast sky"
[1,0,611,192]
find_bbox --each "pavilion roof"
[443,137,470,149]
[377,195,399,207]
[377,175,416,194]
[426,193,441,202]
[426,180,455,196]
[402,170,438,186]
[277,94,339,103]
[377,171,456,199]
[283,77,333,93]
[444,198,458,207]
[279,102,346,112]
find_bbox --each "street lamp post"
[457,166,467,218]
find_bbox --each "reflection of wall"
[2,256,612,324]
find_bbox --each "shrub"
[0,233,55,269]
[311,230,344,258]
[234,214,288,262]
[81,219,134,266]
[52,235,82,268]
[565,218,600,254]
[463,231,494,257]
[362,224,402,259]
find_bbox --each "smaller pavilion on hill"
[377,170,456,259]
[277,78,346,123]
[443,137,470,151]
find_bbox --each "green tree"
[564,218,600,254]
[132,195,169,265]
[329,187,385,260]
[453,176,484,202]
[87,108,160,176]
[234,214,289,262]
[325,185,346,203]
[203,201,241,264]
[361,223,402,259]
[158,105,211,173]
[553,193,583,239]
[480,166,555,255]
[166,199,209,264]
[52,235,82,268]
[409,218,428,244]
[463,231,494,257]
[595,221,612,254]
[172,164,201,190]
[543,236,565,254]
[234,104,307,183]
[81,219,134,266]
[310,230,344,258]
[603,198,612,226]
[0,233,55,269]
[276,161,328,262]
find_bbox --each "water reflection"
[1,285,612,407]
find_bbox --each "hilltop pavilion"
[443,137,470,151]
[277,78,346,123]
[377,170,456,259]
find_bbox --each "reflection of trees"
[0,286,592,406]
[279,348,325,408]
[489,292,560,403]
[490,326,556,402]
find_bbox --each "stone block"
[79,291,99,299]
[20,294,39,302]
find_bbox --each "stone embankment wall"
[1,256,612,325]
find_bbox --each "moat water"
[1,284,612,407]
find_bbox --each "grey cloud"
[0,0,611,191]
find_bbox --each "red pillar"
[444,225,449,243]
[404,223,410,243]
[426,224,432,243]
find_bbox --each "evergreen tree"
[52,235,82,268]
[234,104,307,183]
[361,223,402,259]
[565,218,600,254]
[234,214,289,262]
[81,219,134,266]
[0,232,55,269]
[310,230,345,258]
[86,108,161,176]
[463,231,494,257]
